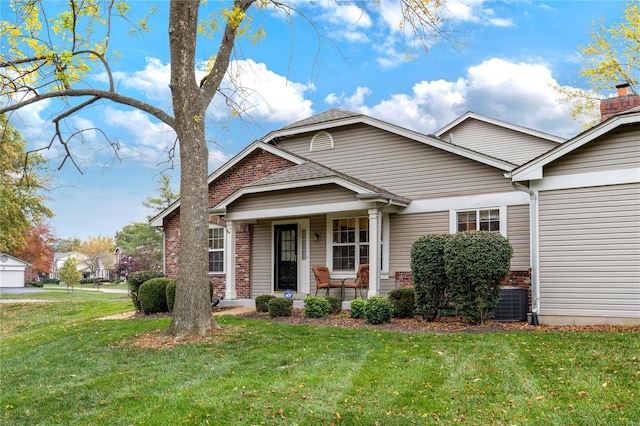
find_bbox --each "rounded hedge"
[325,296,342,314]
[138,278,171,314]
[165,279,177,311]
[388,287,415,318]
[268,298,293,317]
[364,296,394,324]
[304,296,330,318]
[128,270,164,312]
[255,295,277,312]
[411,234,451,321]
[350,298,366,319]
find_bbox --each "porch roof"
[210,161,411,217]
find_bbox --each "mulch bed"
[238,308,640,334]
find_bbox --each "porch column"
[225,220,237,300]
[368,208,380,298]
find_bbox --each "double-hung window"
[457,209,500,232]
[208,226,225,273]
[332,217,369,271]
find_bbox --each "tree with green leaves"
[1,0,452,337]
[58,256,81,292]
[557,1,640,127]
[115,222,162,271]
[143,173,180,215]
[0,114,53,254]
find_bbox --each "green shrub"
[268,298,293,317]
[350,298,366,319]
[324,296,342,314]
[444,231,513,324]
[165,279,178,311]
[255,295,277,312]
[165,280,214,312]
[26,281,44,288]
[411,234,452,321]
[364,296,394,324]
[138,278,171,314]
[303,296,330,318]
[128,270,164,312]
[388,287,415,318]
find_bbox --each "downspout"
[510,180,540,326]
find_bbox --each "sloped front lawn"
[1,295,638,425]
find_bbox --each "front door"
[274,224,297,291]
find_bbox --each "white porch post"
[368,208,380,298]
[225,220,237,300]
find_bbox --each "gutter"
[510,179,540,326]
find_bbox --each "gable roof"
[509,109,640,181]
[435,111,566,144]
[149,141,304,227]
[0,253,31,266]
[211,161,410,213]
[262,108,517,171]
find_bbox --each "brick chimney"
[600,83,640,121]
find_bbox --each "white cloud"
[324,57,582,138]
[212,59,314,123]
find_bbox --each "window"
[208,226,225,273]
[457,209,500,232]
[332,217,369,271]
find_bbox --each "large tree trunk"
[166,0,217,337]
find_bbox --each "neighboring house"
[51,252,112,280]
[0,253,31,288]
[510,107,640,326]
[151,109,560,304]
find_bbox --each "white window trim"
[325,212,390,278]
[208,225,226,274]
[449,206,507,238]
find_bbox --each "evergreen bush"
[268,297,293,317]
[165,279,178,311]
[411,234,451,321]
[388,287,416,318]
[350,298,366,319]
[303,296,330,318]
[128,270,164,312]
[324,296,342,314]
[255,295,277,312]
[138,278,171,314]
[364,296,394,324]
[444,231,512,324]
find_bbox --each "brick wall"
[163,148,296,297]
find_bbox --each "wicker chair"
[311,265,344,296]
[342,264,369,299]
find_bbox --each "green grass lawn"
[1,294,638,425]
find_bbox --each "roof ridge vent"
[310,131,334,151]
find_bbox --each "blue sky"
[3,0,626,241]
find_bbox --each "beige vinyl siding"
[544,128,640,176]
[538,183,640,318]
[442,119,559,165]
[308,215,327,295]
[507,205,531,271]
[387,211,449,275]
[229,185,355,212]
[250,220,272,297]
[274,124,514,199]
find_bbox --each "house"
[510,104,640,325]
[151,109,560,303]
[0,253,31,288]
[51,252,112,280]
